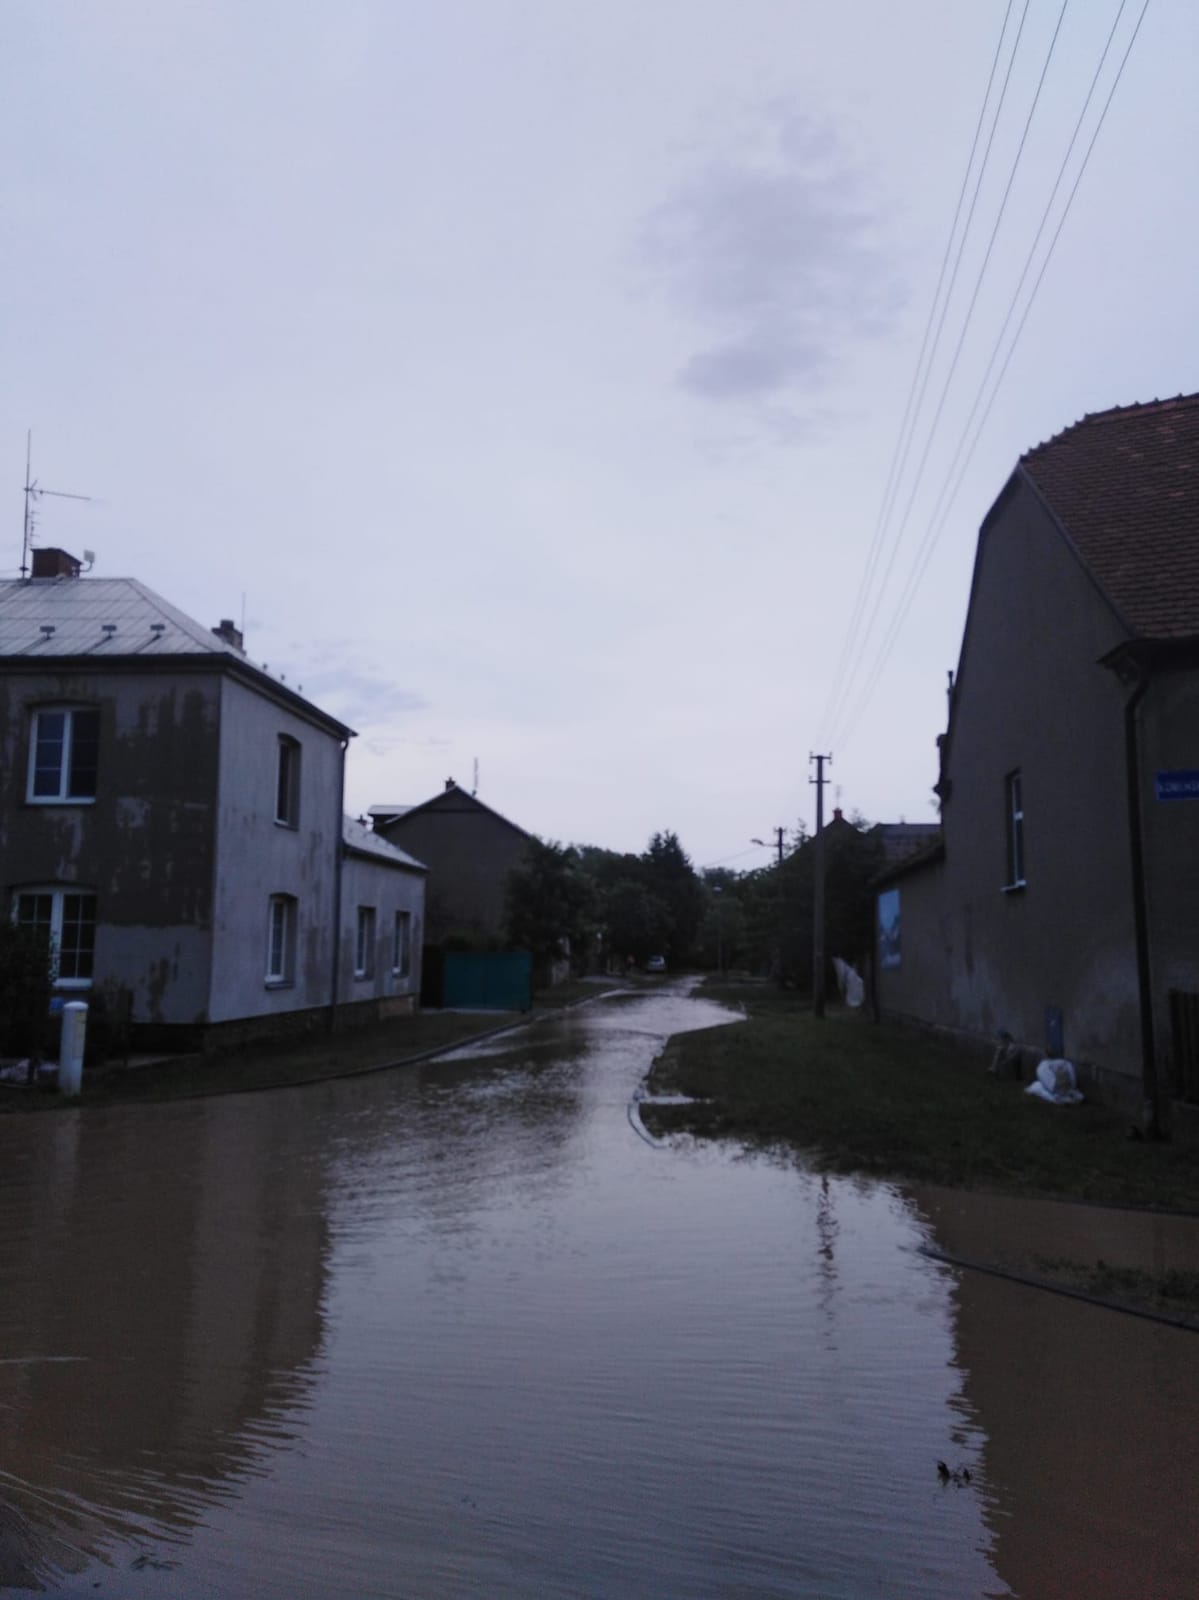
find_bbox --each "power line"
[818,0,1018,744]
[832,0,1153,753]
[827,0,1071,749]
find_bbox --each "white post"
[59,1002,88,1097]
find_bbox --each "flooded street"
[2,983,1197,1597]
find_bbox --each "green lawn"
[644,982,1199,1211]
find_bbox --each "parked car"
[646,955,666,974]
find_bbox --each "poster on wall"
[877,888,901,969]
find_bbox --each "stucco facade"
[0,572,427,1047]
[876,401,1199,1116]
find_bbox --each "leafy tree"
[641,831,705,966]
[504,839,596,974]
[603,878,673,966]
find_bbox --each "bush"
[0,924,54,1060]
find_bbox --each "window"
[266,894,296,984]
[393,910,412,977]
[15,888,97,985]
[28,707,100,802]
[355,906,376,979]
[1004,769,1025,889]
[275,736,301,827]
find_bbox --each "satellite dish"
[82,549,96,570]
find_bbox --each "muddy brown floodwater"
[1,981,1196,1596]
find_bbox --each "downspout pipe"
[328,735,350,1033]
[1123,672,1161,1138]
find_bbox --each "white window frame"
[355,906,376,979]
[275,735,301,828]
[1003,769,1026,891]
[392,909,412,977]
[14,887,98,987]
[266,894,297,985]
[27,706,100,804]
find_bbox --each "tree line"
[505,816,885,986]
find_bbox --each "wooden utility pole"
[810,753,832,1017]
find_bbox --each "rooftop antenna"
[22,431,94,579]
[472,757,479,797]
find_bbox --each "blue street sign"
[1156,770,1199,801]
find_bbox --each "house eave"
[0,651,356,740]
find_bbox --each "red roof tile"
[1019,393,1199,640]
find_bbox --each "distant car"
[646,955,667,973]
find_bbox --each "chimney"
[833,807,844,822]
[31,547,82,579]
[444,776,456,791]
[212,618,244,651]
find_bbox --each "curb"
[919,1244,1199,1334]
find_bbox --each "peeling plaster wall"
[338,855,425,1004]
[0,669,220,1024]
[207,678,343,1023]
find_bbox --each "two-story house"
[0,550,425,1049]
[876,396,1199,1129]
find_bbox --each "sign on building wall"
[877,888,901,970]
[1156,770,1199,801]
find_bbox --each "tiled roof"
[0,576,245,658]
[1020,394,1199,640]
[342,815,427,872]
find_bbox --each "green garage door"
[442,951,533,1011]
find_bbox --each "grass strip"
[643,981,1199,1210]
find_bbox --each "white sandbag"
[832,957,865,1008]
[1025,1057,1083,1105]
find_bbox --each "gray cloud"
[643,106,901,409]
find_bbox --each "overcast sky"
[4,1,1195,869]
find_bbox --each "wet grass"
[1028,1256,1199,1322]
[643,981,1199,1210]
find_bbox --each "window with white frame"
[28,707,100,803]
[1004,769,1025,889]
[355,906,376,979]
[15,888,97,985]
[266,894,297,984]
[393,910,412,977]
[275,736,301,827]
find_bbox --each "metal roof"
[342,814,427,872]
[0,576,249,659]
[0,575,353,737]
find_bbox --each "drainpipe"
[1123,672,1160,1138]
[328,735,349,1033]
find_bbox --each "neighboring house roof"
[872,834,945,887]
[873,821,941,864]
[1019,393,1199,641]
[342,815,427,873]
[375,782,531,840]
[0,575,353,738]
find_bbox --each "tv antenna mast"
[22,432,93,578]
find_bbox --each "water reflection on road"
[1,982,1195,1596]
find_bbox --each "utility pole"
[810,753,832,1017]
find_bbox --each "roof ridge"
[1022,392,1199,461]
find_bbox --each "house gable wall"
[881,474,1141,1078]
[380,792,530,943]
[0,667,220,1024]
[207,677,343,1023]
